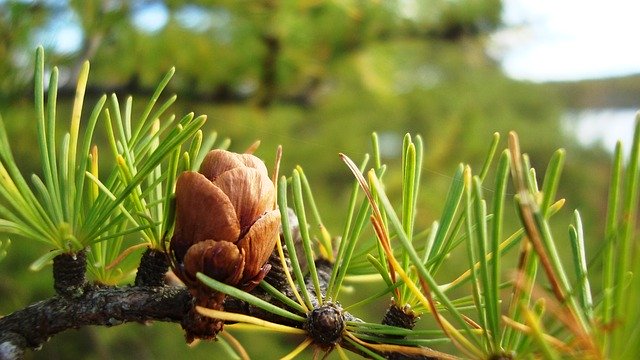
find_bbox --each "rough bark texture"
[0,286,191,359]
[134,248,170,287]
[52,250,87,297]
[382,302,419,332]
[381,302,432,360]
[0,257,330,359]
[305,303,345,347]
[182,290,226,343]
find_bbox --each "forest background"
[0,1,639,359]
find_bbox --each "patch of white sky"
[132,2,169,33]
[488,0,640,153]
[491,0,640,81]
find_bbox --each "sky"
[487,0,640,152]
[491,0,640,81]
[40,1,640,83]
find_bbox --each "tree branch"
[0,244,330,360]
[0,286,191,359]
[1,215,438,360]
[0,262,335,360]
[0,259,442,360]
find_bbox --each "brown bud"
[170,149,280,291]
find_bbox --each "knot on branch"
[380,302,433,360]
[181,292,226,344]
[382,301,418,334]
[52,250,87,298]
[305,303,345,348]
[134,248,169,287]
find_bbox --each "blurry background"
[0,1,639,359]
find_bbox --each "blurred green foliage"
[0,1,617,359]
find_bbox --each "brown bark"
[0,259,443,360]
[0,286,190,360]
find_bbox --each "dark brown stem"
[134,248,170,287]
[0,286,191,359]
[382,301,418,332]
[52,250,87,297]
[381,302,430,360]
[182,290,226,343]
[305,303,345,347]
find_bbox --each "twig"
[0,286,191,360]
